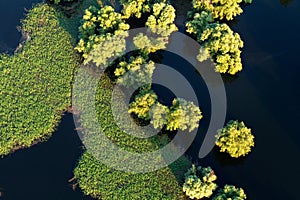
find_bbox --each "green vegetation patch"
[73,72,191,199]
[0,4,79,156]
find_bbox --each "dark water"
[0,0,41,53]
[190,1,300,200]
[1,0,300,200]
[0,114,93,200]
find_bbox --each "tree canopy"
[165,98,202,132]
[192,0,252,21]
[213,184,247,200]
[75,5,130,58]
[128,88,158,119]
[215,120,255,158]
[198,23,244,75]
[183,164,217,199]
[115,55,156,87]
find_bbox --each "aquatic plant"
[0,4,78,156]
[215,120,255,158]
[183,164,217,199]
[73,73,191,199]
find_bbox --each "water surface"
[0,1,299,200]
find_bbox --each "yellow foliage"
[215,120,255,158]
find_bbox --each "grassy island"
[0,4,79,155]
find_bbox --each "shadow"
[212,146,247,167]
[279,0,293,7]
[221,73,239,84]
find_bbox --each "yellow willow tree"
[213,185,247,200]
[183,165,217,199]
[215,120,255,158]
[192,0,252,21]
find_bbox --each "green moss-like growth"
[215,120,255,158]
[75,152,191,199]
[183,164,217,199]
[0,4,79,156]
[213,184,247,200]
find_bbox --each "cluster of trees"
[73,1,202,198]
[183,165,247,199]
[121,0,167,19]
[186,0,252,75]
[151,98,202,132]
[75,5,130,59]
[129,88,203,132]
[215,120,255,158]
[75,2,202,133]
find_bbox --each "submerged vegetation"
[0,4,78,156]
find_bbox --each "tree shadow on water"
[279,0,293,7]
[213,147,247,167]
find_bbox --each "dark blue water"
[190,1,300,200]
[0,0,42,53]
[0,0,300,200]
[0,113,93,200]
